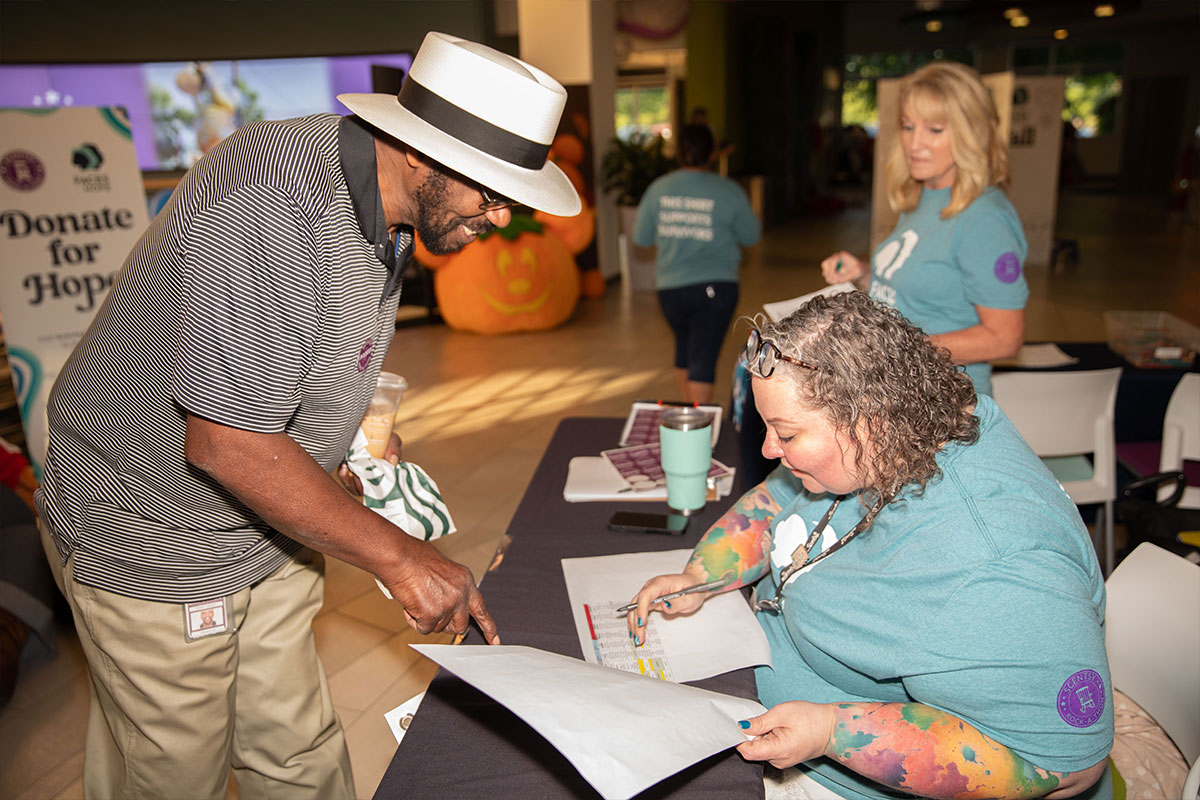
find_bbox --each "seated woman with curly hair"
[628,291,1112,800]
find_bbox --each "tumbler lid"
[660,407,713,432]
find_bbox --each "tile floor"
[2,190,1197,799]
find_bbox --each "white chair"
[1105,542,1200,799]
[1159,373,1200,510]
[991,368,1122,575]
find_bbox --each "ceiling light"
[1054,28,1069,39]
[925,19,943,32]
[1094,4,1115,16]
[1011,14,1030,27]
[1004,7,1023,19]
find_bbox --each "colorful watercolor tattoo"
[827,702,1068,799]
[686,486,778,589]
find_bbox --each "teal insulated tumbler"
[659,407,714,515]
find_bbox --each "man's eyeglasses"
[740,328,818,378]
[475,183,515,214]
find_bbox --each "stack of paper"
[563,402,736,503]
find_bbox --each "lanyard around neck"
[776,495,885,588]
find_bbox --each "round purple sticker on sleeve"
[994,252,1021,284]
[1057,669,1106,727]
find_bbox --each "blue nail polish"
[664,600,672,608]
[738,720,751,729]
[637,617,642,626]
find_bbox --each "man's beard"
[414,169,493,255]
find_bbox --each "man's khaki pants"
[40,523,354,800]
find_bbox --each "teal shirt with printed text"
[869,186,1028,395]
[754,396,1112,800]
[633,169,760,290]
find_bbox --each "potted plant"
[600,133,676,291]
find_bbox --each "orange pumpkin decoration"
[412,231,454,269]
[551,133,585,166]
[580,267,607,299]
[432,215,581,335]
[533,204,595,256]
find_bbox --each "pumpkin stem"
[480,213,544,241]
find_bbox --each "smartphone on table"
[606,511,690,535]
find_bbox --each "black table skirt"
[373,418,764,800]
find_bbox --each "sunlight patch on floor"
[393,366,668,445]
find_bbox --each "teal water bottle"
[659,407,714,515]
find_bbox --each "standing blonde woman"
[821,61,1027,396]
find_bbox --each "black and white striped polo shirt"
[37,113,409,602]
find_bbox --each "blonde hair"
[885,62,1008,219]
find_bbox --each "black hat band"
[398,79,551,171]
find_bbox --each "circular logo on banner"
[1057,669,1106,727]
[1,150,46,191]
[994,252,1021,284]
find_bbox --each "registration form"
[562,549,772,683]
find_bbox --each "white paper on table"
[562,456,735,503]
[991,342,1080,368]
[763,281,855,322]
[412,643,767,800]
[562,549,772,683]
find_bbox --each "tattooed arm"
[627,483,779,642]
[737,700,1107,800]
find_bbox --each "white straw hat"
[339,32,582,217]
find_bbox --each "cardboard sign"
[1008,76,1066,267]
[0,106,149,472]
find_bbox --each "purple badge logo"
[1,150,46,191]
[356,338,374,372]
[1057,669,1105,728]
[994,251,1021,284]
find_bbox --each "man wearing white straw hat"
[35,32,580,799]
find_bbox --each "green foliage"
[148,85,195,169]
[600,132,677,206]
[615,86,670,141]
[1062,72,1122,138]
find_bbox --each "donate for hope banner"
[0,106,150,473]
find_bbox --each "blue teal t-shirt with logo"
[633,169,761,290]
[754,396,1112,800]
[868,186,1028,395]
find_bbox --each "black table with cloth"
[373,417,764,800]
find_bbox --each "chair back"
[1105,542,1200,764]
[1160,374,1200,509]
[992,368,1122,459]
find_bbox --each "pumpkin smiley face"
[487,244,552,315]
[432,215,581,334]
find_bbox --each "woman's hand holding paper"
[735,701,836,769]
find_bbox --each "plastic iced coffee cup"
[361,372,407,459]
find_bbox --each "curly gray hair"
[752,291,979,504]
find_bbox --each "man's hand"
[379,540,500,644]
[336,431,402,495]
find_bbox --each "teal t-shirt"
[868,186,1028,395]
[633,169,761,290]
[754,396,1112,800]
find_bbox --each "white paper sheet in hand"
[763,281,855,322]
[562,549,772,683]
[412,643,767,800]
